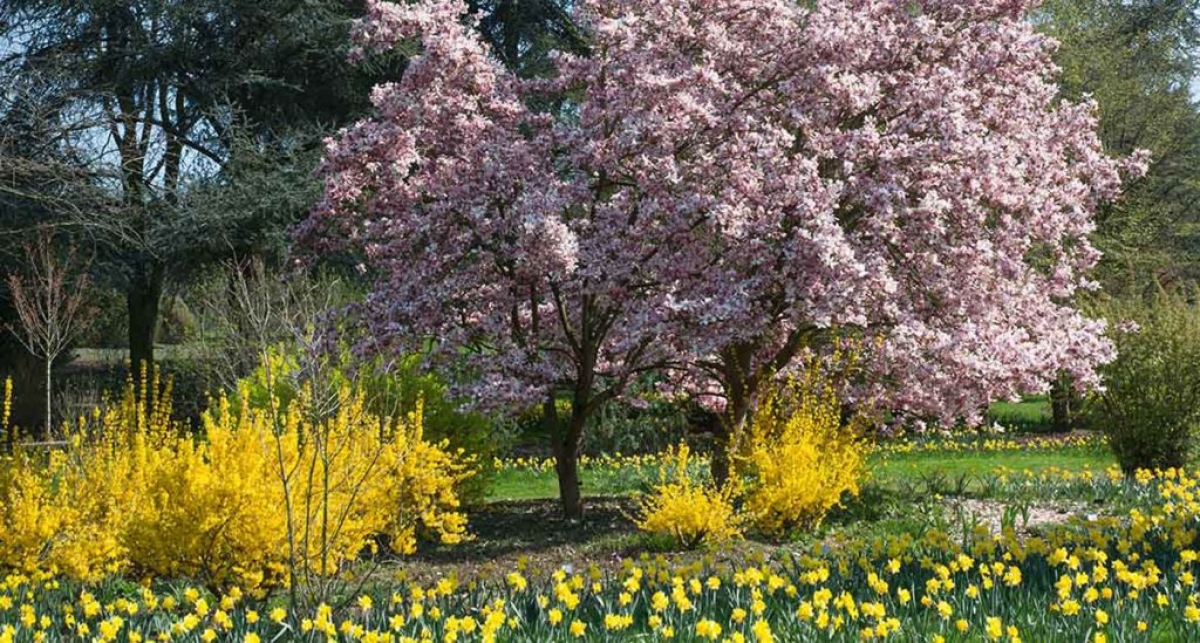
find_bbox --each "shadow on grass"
[393,484,949,585]
[825,483,904,525]
[412,496,642,571]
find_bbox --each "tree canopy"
[301,0,1144,516]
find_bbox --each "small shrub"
[1091,289,1200,473]
[0,373,171,581]
[736,368,869,537]
[634,444,742,549]
[126,383,471,590]
[240,344,501,504]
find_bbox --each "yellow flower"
[569,620,586,637]
[752,620,774,643]
[181,614,200,631]
[986,617,1003,640]
[695,619,722,640]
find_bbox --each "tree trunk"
[711,389,752,490]
[128,264,164,384]
[546,394,587,520]
[43,357,52,436]
[1050,371,1075,433]
[554,438,584,520]
[711,343,757,490]
[710,423,733,490]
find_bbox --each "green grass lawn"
[486,442,1115,502]
[483,392,1066,503]
[488,464,648,501]
[872,445,1112,486]
[987,394,1052,431]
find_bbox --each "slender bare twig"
[6,228,93,433]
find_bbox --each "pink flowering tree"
[302,0,1145,515]
[615,0,1148,483]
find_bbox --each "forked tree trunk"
[711,342,758,490]
[709,331,811,489]
[711,388,753,490]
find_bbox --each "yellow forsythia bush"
[635,444,742,549]
[0,369,473,590]
[0,375,162,581]
[736,368,870,537]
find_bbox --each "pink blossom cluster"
[300,0,1146,422]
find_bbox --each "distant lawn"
[489,463,651,501]
[486,441,1114,502]
[871,445,1113,493]
[987,394,1052,431]
[70,345,197,367]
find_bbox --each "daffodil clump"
[492,427,1098,475]
[0,371,473,592]
[493,452,665,475]
[878,432,1102,456]
[6,467,1200,640]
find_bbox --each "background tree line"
[0,0,583,429]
